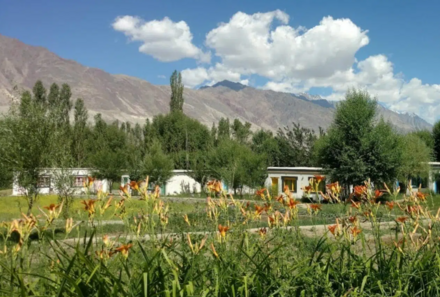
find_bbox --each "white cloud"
[157,75,166,79]
[114,10,440,123]
[112,16,210,63]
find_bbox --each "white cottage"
[12,168,109,196]
[266,167,327,199]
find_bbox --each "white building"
[266,167,327,199]
[12,168,109,196]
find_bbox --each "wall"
[165,172,201,195]
[267,171,326,199]
[12,168,109,196]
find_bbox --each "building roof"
[267,167,323,171]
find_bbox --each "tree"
[231,119,252,145]
[217,118,231,141]
[411,130,434,154]
[276,122,318,167]
[433,121,440,161]
[398,134,432,182]
[169,70,184,113]
[315,89,402,195]
[72,98,90,166]
[0,83,54,214]
[141,140,174,186]
[208,139,266,195]
[251,129,280,166]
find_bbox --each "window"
[38,175,51,188]
[283,177,297,193]
[74,176,87,187]
[308,177,326,193]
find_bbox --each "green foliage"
[208,139,266,192]
[141,139,174,185]
[433,120,440,161]
[169,70,184,113]
[276,122,318,167]
[398,133,432,181]
[315,89,402,189]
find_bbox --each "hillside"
[0,33,432,133]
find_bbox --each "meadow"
[1,178,440,296]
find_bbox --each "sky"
[1,0,440,123]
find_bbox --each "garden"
[1,176,440,296]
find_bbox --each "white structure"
[12,168,109,196]
[165,170,202,195]
[267,167,327,199]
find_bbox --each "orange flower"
[276,195,285,204]
[287,198,300,209]
[44,203,60,213]
[328,224,338,236]
[304,185,312,194]
[386,201,395,211]
[396,216,408,223]
[326,182,342,194]
[113,243,133,258]
[283,185,290,195]
[354,185,366,198]
[154,185,161,198]
[218,224,230,237]
[102,235,110,246]
[255,188,266,198]
[81,199,96,215]
[350,226,362,237]
[314,175,325,183]
[416,192,426,201]
[254,205,265,215]
[310,204,321,212]
[349,216,357,223]
[129,181,139,191]
[119,185,129,195]
[258,228,267,238]
[103,196,113,211]
[374,190,384,200]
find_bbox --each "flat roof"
[267,167,323,171]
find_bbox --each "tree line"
[0,70,438,204]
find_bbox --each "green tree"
[398,133,432,182]
[0,84,54,214]
[251,129,280,166]
[433,121,440,161]
[169,70,184,113]
[315,89,402,194]
[142,140,174,186]
[208,139,266,195]
[231,119,252,145]
[276,122,318,167]
[72,98,90,166]
[410,130,434,153]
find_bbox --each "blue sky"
[1,0,440,122]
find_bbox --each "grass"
[0,185,439,296]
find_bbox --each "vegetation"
[0,177,439,296]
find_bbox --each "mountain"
[0,34,432,133]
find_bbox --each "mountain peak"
[201,80,247,91]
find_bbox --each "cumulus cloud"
[113,10,440,123]
[112,16,210,62]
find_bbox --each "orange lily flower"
[258,228,267,238]
[254,205,265,215]
[310,204,322,212]
[255,188,266,199]
[328,224,338,236]
[276,195,285,204]
[349,216,357,223]
[44,204,60,212]
[81,199,96,215]
[416,192,426,201]
[386,201,395,211]
[303,185,312,194]
[218,224,230,237]
[113,243,133,258]
[350,226,362,237]
[351,201,360,209]
[374,190,384,200]
[396,216,408,223]
[287,198,299,209]
[314,175,325,183]
[353,185,366,198]
[129,181,139,191]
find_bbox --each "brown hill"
[0,34,432,133]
